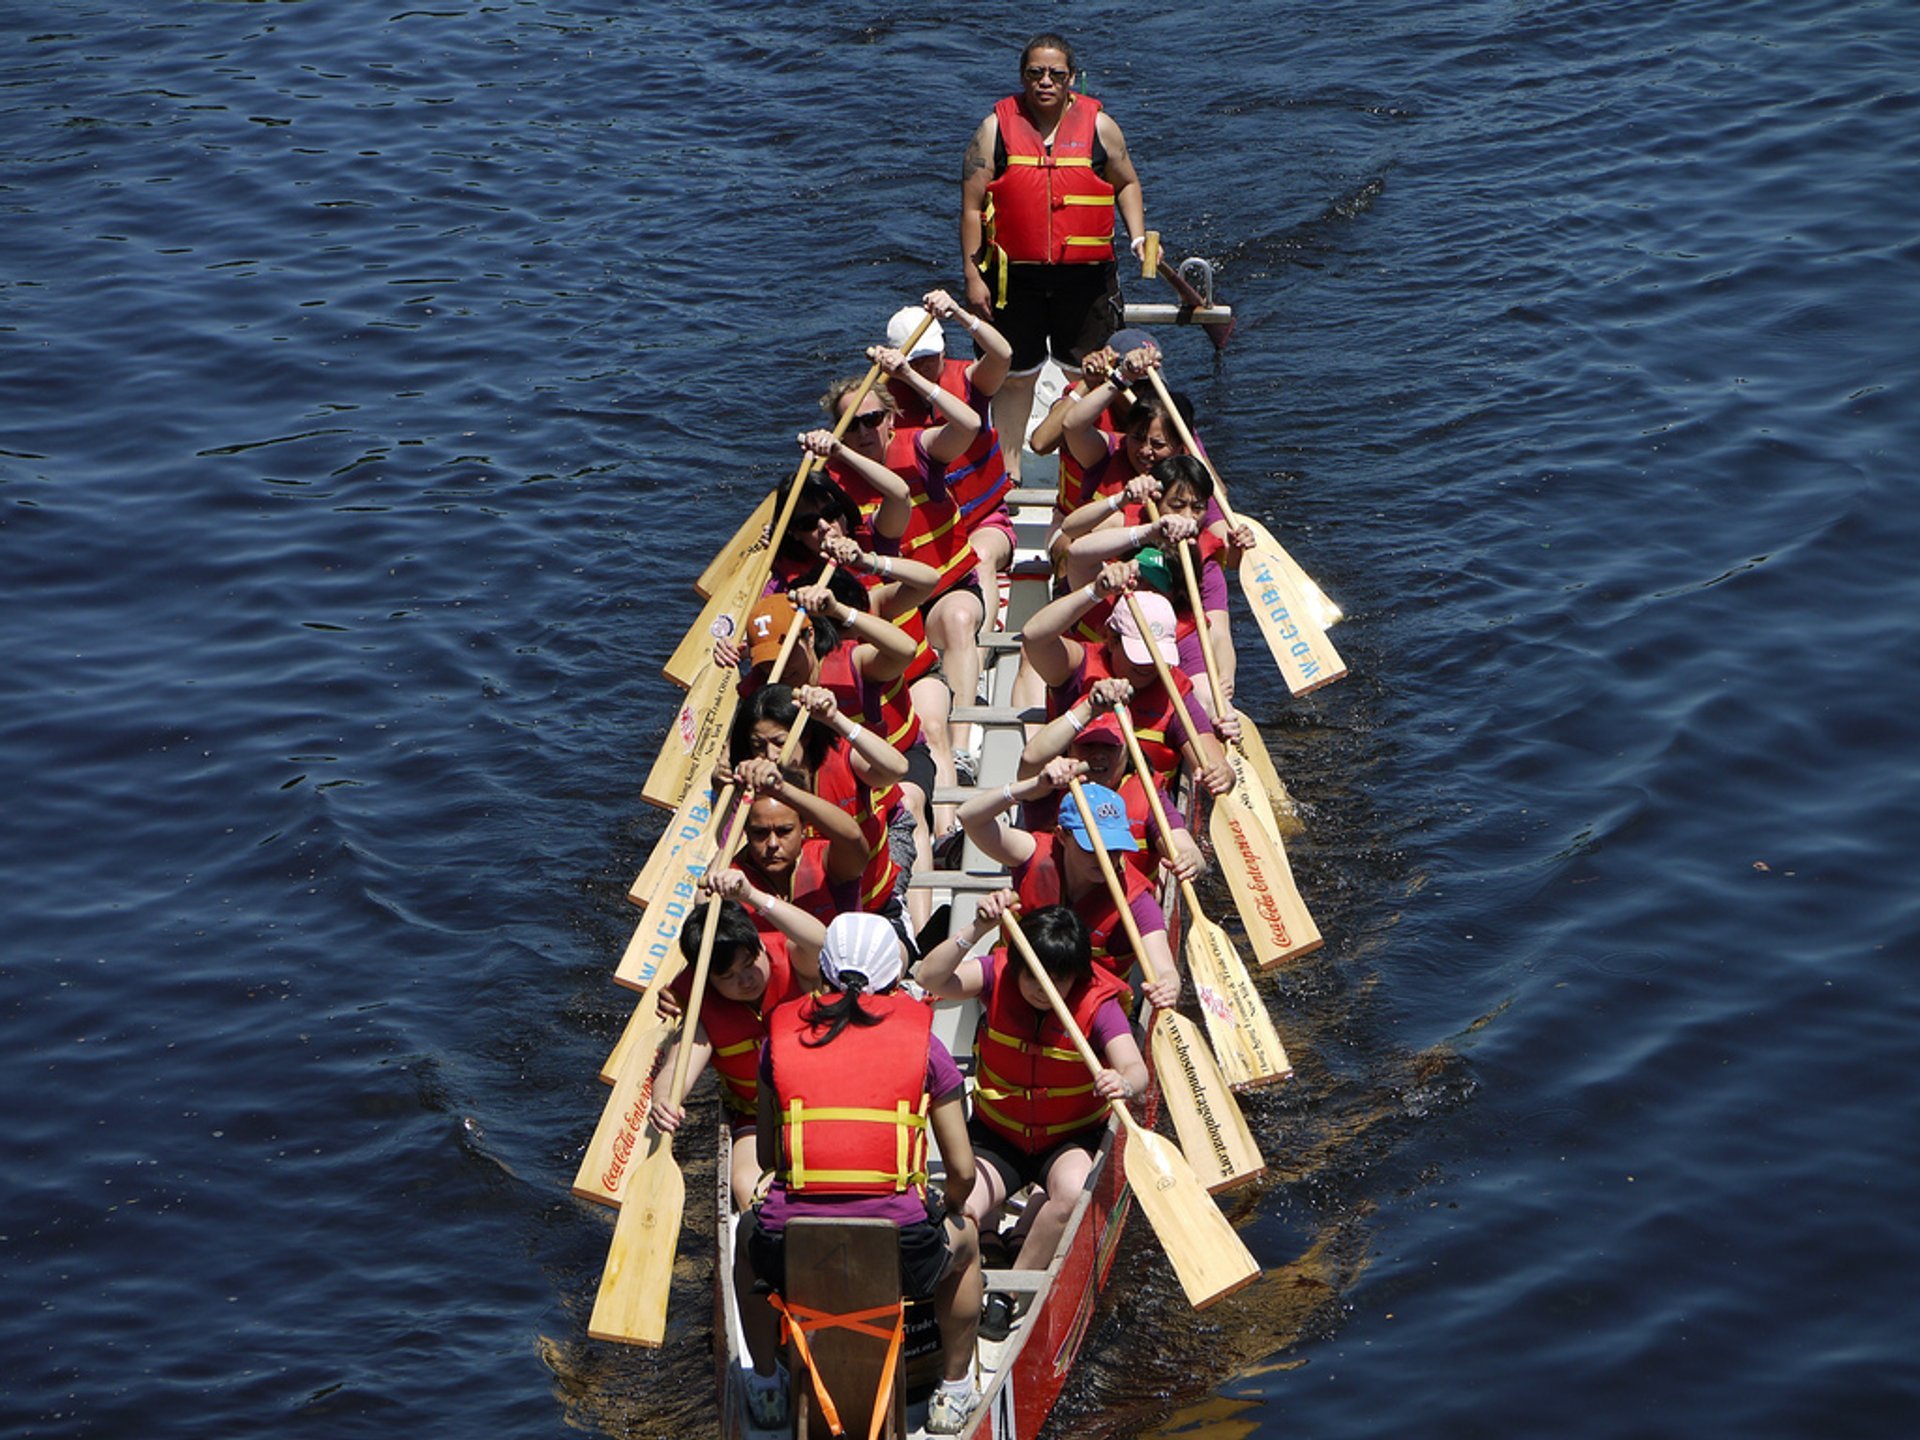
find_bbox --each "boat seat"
[1006,486,1056,508]
[905,871,1012,892]
[950,704,1048,727]
[782,1218,908,1440]
[979,1268,1051,1295]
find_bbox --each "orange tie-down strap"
[768,1293,907,1440]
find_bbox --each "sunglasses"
[847,408,889,432]
[1024,66,1070,82]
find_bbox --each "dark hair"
[729,685,834,773]
[775,475,861,563]
[677,900,761,975]
[1021,33,1075,74]
[1125,390,1194,443]
[799,975,885,1047]
[1151,454,1213,504]
[1020,904,1094,984]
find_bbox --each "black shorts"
[968,1118,1103,1197]
[746,1205,955,1302]
[918,570,984,628]
[901,737,937,814]
[993,262,1123,373]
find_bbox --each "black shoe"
[979,1292,1015,1342]
[932,823,966,870]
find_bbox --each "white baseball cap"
[886,306,945,361]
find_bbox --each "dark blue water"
[4,2,1916,1437]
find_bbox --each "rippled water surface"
[4,2,1917,1437]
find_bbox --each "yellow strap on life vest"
[784,1098,930,1193]
[974,1091,1110,1139]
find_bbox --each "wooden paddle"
[999,910,1260,1308]
[664,559,765,691]
[693,489,777,601]
[1155,256,1234,350]
[575,961,682,1204]
[1112,711,1292,1091]
[1228,713,1301,842]
[1142,368,1346,696]
[587,889,724,1345]
[1207,770,1322,968]
[1064,780,1263,1191]
[1144,494,1232,722]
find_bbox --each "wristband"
[1132,524,1147,547]
[839,605,857,625]
[1082,582,1100,604]
[1002,783,1018,808]
[843,723,865,744]
[1066,708,1087,734]
[1105,492,1124,516]
[877,555,893,579]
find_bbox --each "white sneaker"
[926,1382,981,1435]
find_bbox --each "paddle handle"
[1120,589,1209,776]
[1064,778,1162,988]
[1143,366,1239,530]
[1145,497,1229,718]
[1112,708,1202,917]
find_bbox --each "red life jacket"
[671,945,806,1118]
[973,958,1132,1153]
[768,991,934,1196]
[986,94,1116,265]
[733,835,841,964]
[1013,832,1149,980]
[829,431,977,600]
[1058,652,1197,788]
[942,428,1012,540]
[1055,426,1125,522]
[814,742,902,914]
[817,636,921,754]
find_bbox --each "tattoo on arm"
[962,129,989,183]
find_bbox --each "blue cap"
[1059,783,1139,853]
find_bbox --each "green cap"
[1134,546,1176,597]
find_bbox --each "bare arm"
[735,758,867,886]
[880,349,982,465]
[704,869,827,984]
[960,116,998,316]
[924,288,1010,400]
[1019,560,1135,688]
[913,889,1013,1000]
[1097,112,1145,255]
[800,429,909,541]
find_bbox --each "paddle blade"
[1185,915,1293,1090]
[627,784,719,907]
[1236,520,1346,696]
[1228,719,1302,841]
[615,831,713,992]
[576,1012,673,1203]
[1209,799,1323,967]
[1149,1013,1265,1191]
[1121,1125,1261,1309]
[587,1132,685,1347]
[665,561,763,690]
[693,491,776,600]
[641,664,738,812]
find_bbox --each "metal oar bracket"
[1123,252,1234,348]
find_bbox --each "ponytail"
[800,974,887,1047]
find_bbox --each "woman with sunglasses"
[960,32,1146,482]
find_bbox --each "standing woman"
[961,33,1146,478]
[739,914,984,1435]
